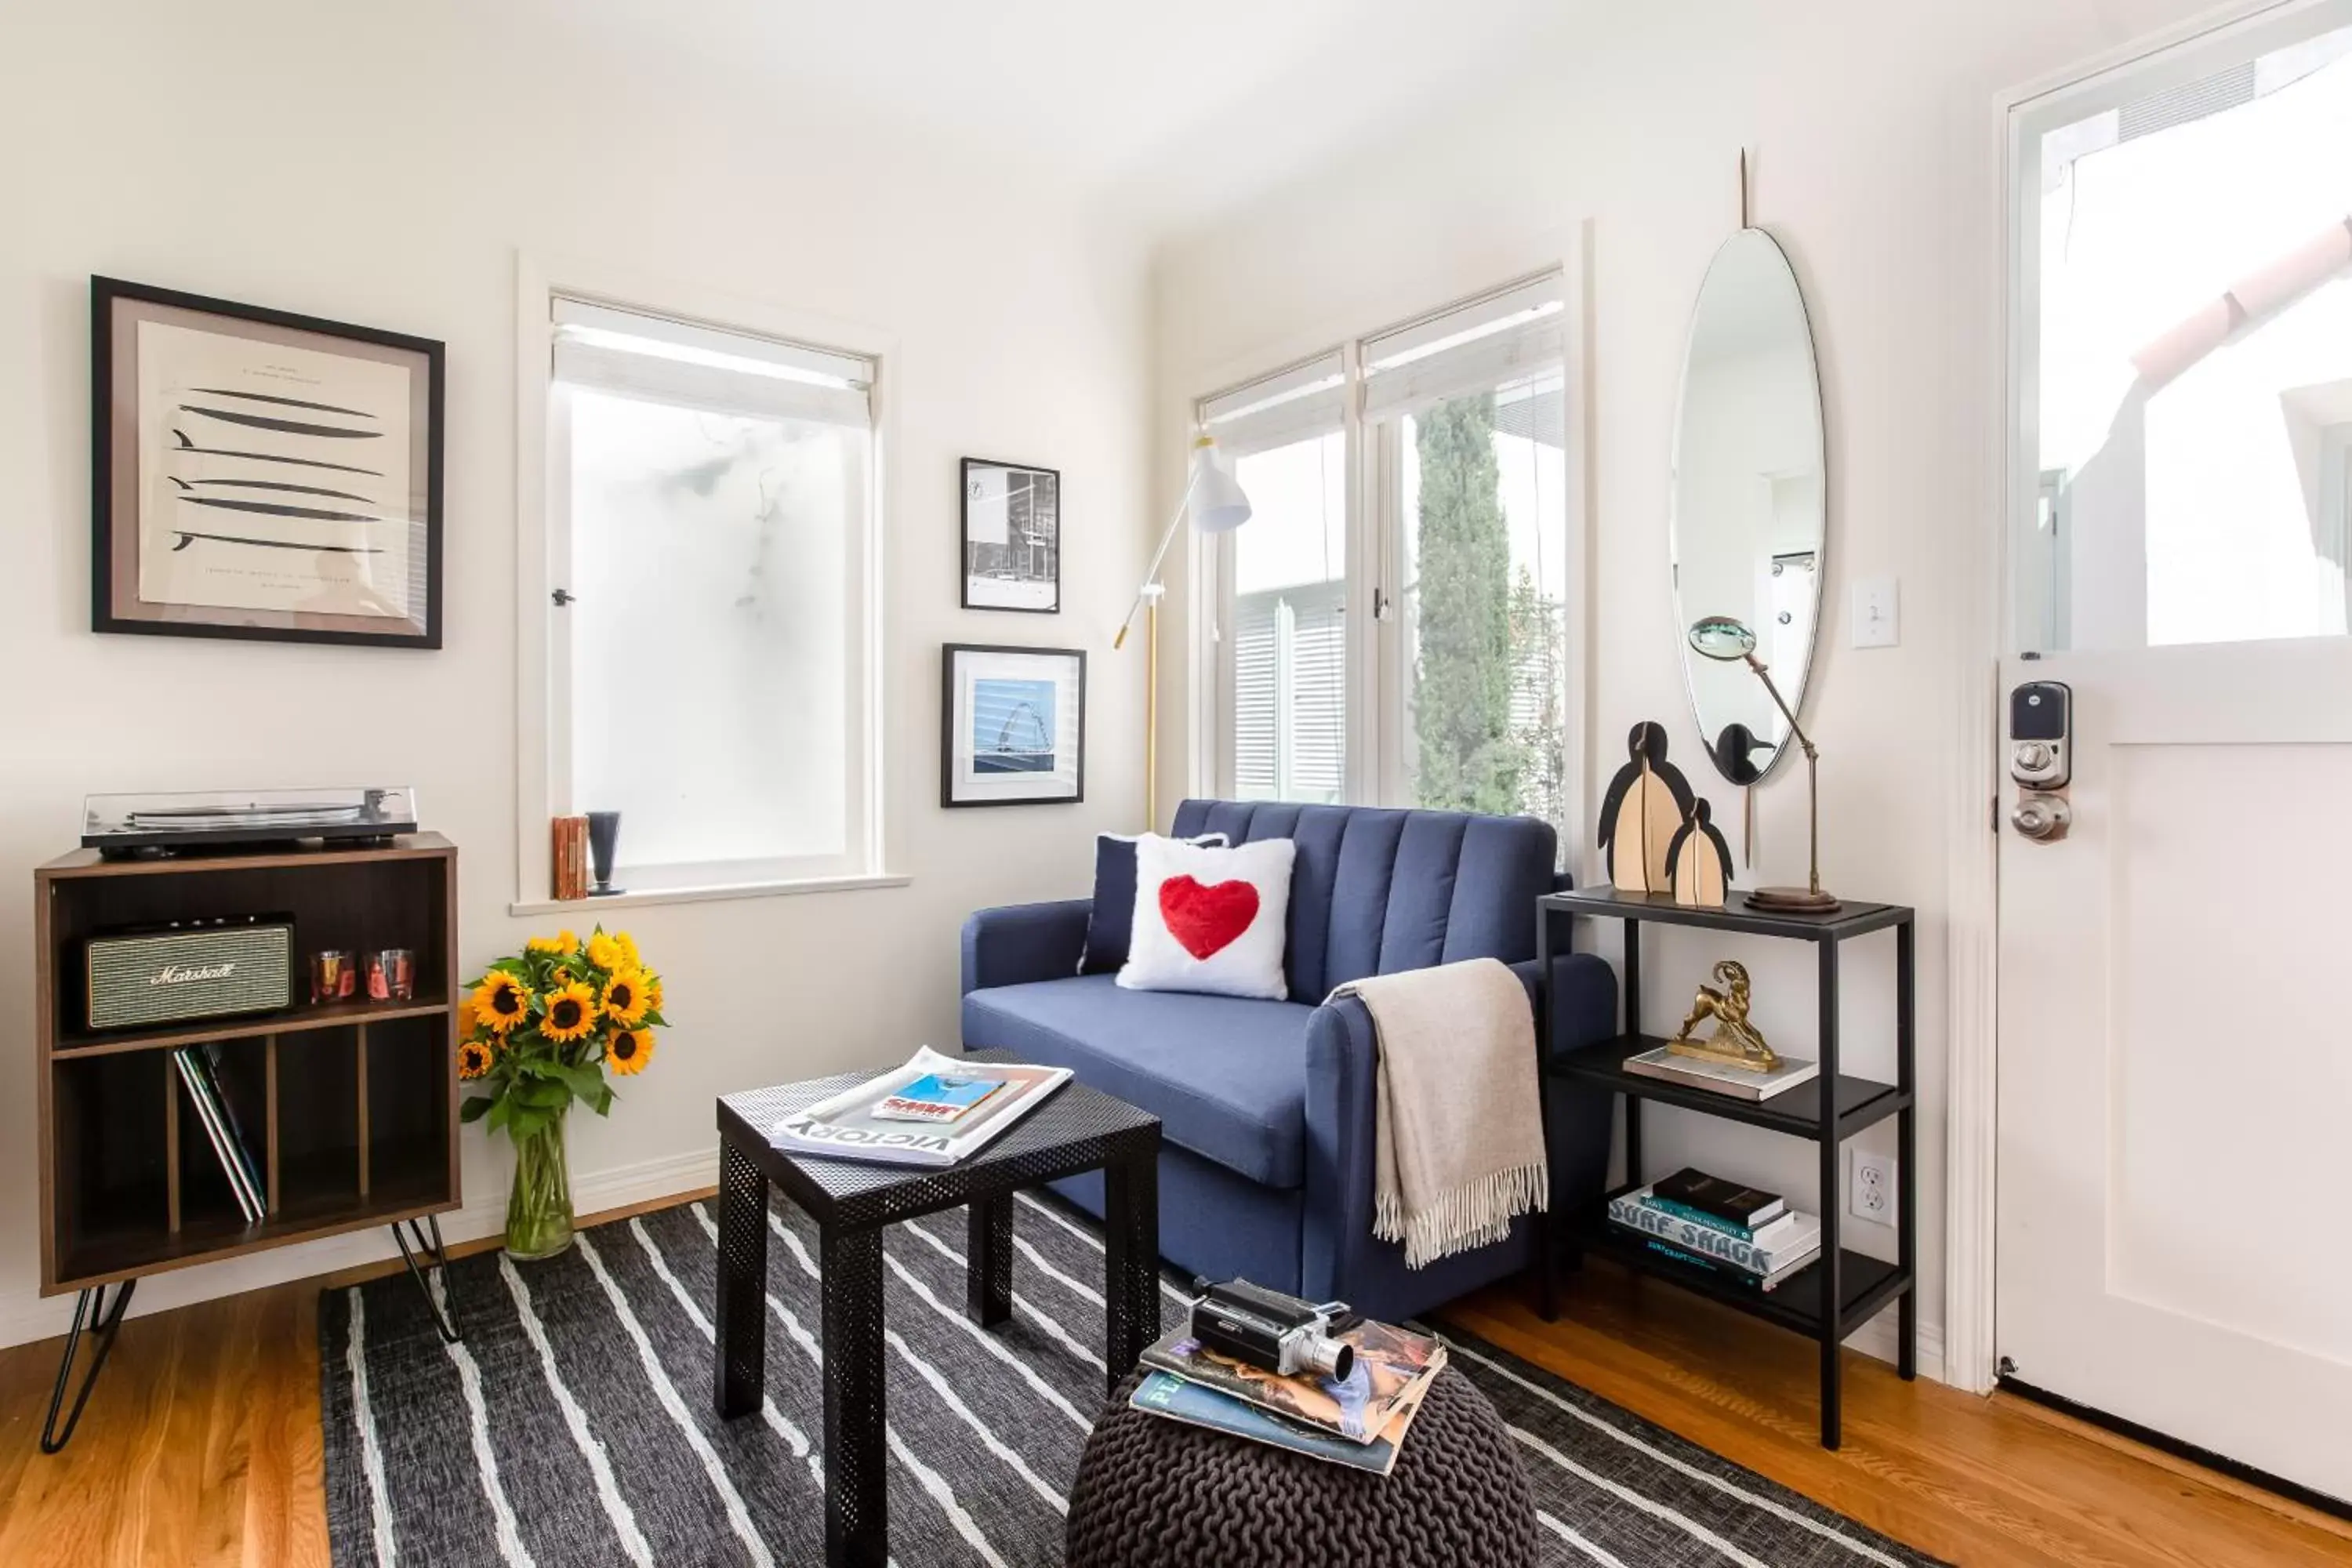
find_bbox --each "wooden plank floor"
[0,1206,2344,1566]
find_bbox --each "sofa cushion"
[960,975,1315,1188]
[1079,830,1228,975]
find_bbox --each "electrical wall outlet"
[1850,1149,1896,1224]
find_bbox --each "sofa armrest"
[1300,953,1621,1298]
[960,899,1093,995]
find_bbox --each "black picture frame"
[91,275,446,649]
[959,456,1060,614]
[941,643,1087,808]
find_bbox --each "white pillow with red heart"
[1117,833,1296,1000]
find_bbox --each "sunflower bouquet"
[457,926,668,1258]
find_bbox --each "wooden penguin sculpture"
[1597,721,1695,894]
[1668,797,1736,909]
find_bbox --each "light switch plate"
[1852,576,1899,648]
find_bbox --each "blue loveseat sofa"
[959,798,1619,1323]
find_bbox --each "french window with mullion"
[1198,273,1572,840]
[544,296,881,891]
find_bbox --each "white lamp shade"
[1187,444,1252,533]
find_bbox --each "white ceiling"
[586,0,1577,227]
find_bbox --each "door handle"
[2010,793,2071,842]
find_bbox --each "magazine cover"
[1129,1371,1428,1475]
[771,1046,1070,1167]
[870,1071,1007,1123]
[1139,1315,1445,1443]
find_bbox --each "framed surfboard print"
[92,276,445,648]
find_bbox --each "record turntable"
[83,786,419,858]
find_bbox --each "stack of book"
[1606,1167,1821,1292]
[174,1044,267,1223]
[1128,1312,1446,1475]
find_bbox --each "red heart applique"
[1158,875,1261,961]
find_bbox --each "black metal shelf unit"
[1536,885,1917,1450]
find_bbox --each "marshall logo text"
[152,962,236,985]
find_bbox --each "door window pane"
[1400,371,1569,833]
[1231,430,1346,802]
[2024,25,2352,648]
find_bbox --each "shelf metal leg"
[41,1279,136,1454]
[1818,935,1843,1450]
[1534,905,1561,1323]
[391,1214,461,1344]
[1896,917,1918,1381]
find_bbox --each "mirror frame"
[1669,224,1828,788]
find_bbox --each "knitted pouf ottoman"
[1065,1366,1539,1568]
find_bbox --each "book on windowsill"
[1648,1167,1787,1229]
[1622,1044,1819,1102]
[1607,1184,1820,1276]
[769,1046,1069,1167]
[1128,1368,1433,1475]
[868,1071,1007,1124]
[1138,1316,1444,1444]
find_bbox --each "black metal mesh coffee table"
[712,1053,1163,1568]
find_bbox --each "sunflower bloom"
[473,973,532,1034]
[601,967,652,1027]
[543,980,598,1043]
[526,930,577,955]
[606,1027,655,1076]
[585,931,624,971]
[616,930,641,967]
[457,1040,495,1080]
[646,975,664,1013]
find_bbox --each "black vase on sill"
[586,811,624,897]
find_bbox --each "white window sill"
[509,873,911,918]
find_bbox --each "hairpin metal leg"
[41,1279,136,1454]
[391,1215,461,1344]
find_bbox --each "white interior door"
[1996,0,2352,1504]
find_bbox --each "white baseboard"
[1846,1301,1950,1387]
[0,1145,719,1352]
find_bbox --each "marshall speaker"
[83,917,294,1033]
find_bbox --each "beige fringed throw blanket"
[1327,956,1548,1269]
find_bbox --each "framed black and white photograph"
[93,276,445,648]
[942,644,1085,808]
[960,456,1059,612]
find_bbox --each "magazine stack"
[768,1046,1070,1167]
[1127,1290,1448,1475]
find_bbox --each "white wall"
[0,2,1152,1345]
[1152,0,2226,1382]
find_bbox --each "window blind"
[1199,350,1346,456]
[1359,274,1565,422]
[551,296,874,427]
[1232,579,1345,802]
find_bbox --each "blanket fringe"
[1374,1161,1548,1271]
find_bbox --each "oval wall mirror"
[1671,227,1825,786]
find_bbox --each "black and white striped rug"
[320,1193,1944,1566]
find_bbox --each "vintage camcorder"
[1189,1278,1356,1381]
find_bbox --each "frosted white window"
[2015,10,2352,649]
[550,298,876,887]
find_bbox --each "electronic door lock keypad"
[2009,681,2071,789]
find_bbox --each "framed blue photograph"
[942,644,1085,807]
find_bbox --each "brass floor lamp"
[1114,436,1252,828]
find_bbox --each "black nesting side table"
[1536,887,1916,1450]
[713,1052,1163,1568]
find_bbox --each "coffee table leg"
[966,1194,1013,1329]
[713,1136,768,1419]
[1102,1147,1161,1396]
[822,1224,887,1568]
